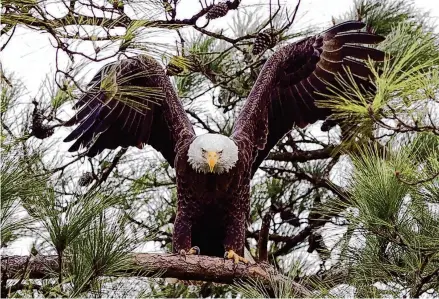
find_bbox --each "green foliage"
[23,189,124,254]
[232,264,314,298]
[0,73,26,135]
[67,212,142,296]
[147,282,199,298]
[51,80,76,109]
[0,155,45,246]
[336,0,423,36]
[1,85,12,115]
[97,62,165,110]
[331,135,439,296]
[319,21,439,147]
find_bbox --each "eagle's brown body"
[173,136,252,257]
[63,21,386,258]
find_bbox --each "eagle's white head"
[187,133,239,174]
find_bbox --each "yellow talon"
[224,250,248,264]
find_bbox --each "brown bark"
[1,253,279,284]
[257,212,273,262]
[267,146,336,162]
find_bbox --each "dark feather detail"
[231,21,386,176]
[331,32,385,45]
[322,20,365,37]
[63,55,195,166]
[324,44,385,61]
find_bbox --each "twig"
[91,147,128,188]
[0,25,17,52]
[247,231,301,243]
[396,172,439,186]
[185,109,218,133]
[413,267,439,297]
[278,0,301,36]
[1,121,15,138]
[16,256,30,286]
[267,146,336,162]
[272,226,312,257]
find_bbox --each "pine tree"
[1,0,438,297]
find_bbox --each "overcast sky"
[1,0,438,97]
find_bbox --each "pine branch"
[4,0,241,32]
[1,253,280,284]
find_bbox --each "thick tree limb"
[1,253,279,285]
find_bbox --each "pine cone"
[31,105,54,139]
[78,172,94,187]
[206,2,229,20]
[252,28,279,55]
[218,88,231,105]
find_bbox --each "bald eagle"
[63,21,385,263]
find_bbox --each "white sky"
[1,0,438,97]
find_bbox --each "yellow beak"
[207,151,218,173]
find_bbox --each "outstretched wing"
[231,21,386,176]
[63,55,195,166]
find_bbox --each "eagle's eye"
[201,148,207,154]
[218,150,223,155]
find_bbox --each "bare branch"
[267,146,336,162]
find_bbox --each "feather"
[322,20,365,38]
[63,55,195,165]
[231,20,386,176]
[332,32,385,45]
[64,94,103,127]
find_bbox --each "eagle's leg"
[223,210,248,264]
[173,211,198,256]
